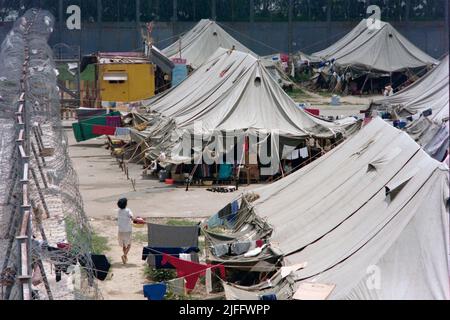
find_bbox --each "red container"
[305,108,320,116]
[165,178,175,185]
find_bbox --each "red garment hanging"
[161,253,225,292]
[92,125,116,135]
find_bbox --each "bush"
[144,265,177,282]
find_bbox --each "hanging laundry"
[211,243,230,257]
[206,212,224,229]
[230,240,264,256]
[92,124,116,136]
[231,241,252,255]
[260,293,277,301]
[114,127,130,136]
[218,164,233,180]
[244,244,267,258]
[143,283,167,300]
[147,223,199,248]
[299,147,308,158]
[218,203,232,220]
[167,278,186,296]
[287,149,300,160]
[205,268,213,294]
[106,116,121,128]
[142,247,199,269]
[179,253,192,262]
[89,254,111,281]
[161,254,225,293]
[227,200,239,225]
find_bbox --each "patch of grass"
[65,216,110,255]
[132,231,148,243]
[166,219,198,227]
[144,265,177,282]
[287,87,312,101]
[90,233,110,255]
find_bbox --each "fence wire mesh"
[1,8,102,300]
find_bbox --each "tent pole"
[360,72,370,96]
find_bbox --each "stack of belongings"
[142,223,226,296]
[203,118,449,300]
[132,48,360,170]
[72,109,128,142]
[309,19,438,93]
[372,55,449,161]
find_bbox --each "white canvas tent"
[134,48,359,164]
[312,19,438,73]
[206,118,449,300]
[373,55,449,123]
[162,19,256,69]
[161,19,293,87]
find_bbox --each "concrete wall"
[0,20,447,58]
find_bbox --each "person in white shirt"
[383,84,394,97]
[117,198,134,264]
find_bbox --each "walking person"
[117,198,133,264]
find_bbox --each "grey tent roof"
[374,55,449,122]
[162,19,256,69]
[135,48,359,164]
[162,19,292,86]
[215,118,449,300]
[143,48,356,137]
[312,19,438,73]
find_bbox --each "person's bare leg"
[124,244,131,256]
[121,245,127,264]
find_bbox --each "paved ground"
[67,129,252,220]
[296,90,382,118]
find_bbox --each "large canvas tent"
[162,19,293,88]
[162,19,256,69]
[312,19,438,74]
[372,55,449,123]
[309,19,438,93]
[132,48,359,165]
[204,118,449,300]
[372,55,449,161]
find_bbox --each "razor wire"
[1,8,102,300]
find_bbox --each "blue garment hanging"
[143,283,167,300]
[218,164,233,180]
[227,200,240,225]
[260,293,277,301]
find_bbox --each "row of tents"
[81,16,449,299]
[156,18,438,94]
[155,17,448,300]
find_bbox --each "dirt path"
[66,126,256,300]
[91,219,147,300]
